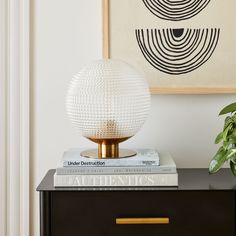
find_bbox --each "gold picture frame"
[102,0,236,94]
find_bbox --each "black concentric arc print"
[135,28,220,75]
[143,0,211,21]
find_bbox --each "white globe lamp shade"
[66,59,150,158]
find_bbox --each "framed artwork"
[103,0,236,94]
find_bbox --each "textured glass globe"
[66,59,150,157]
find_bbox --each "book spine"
[56,166,176,175]
[54,174,178,187]
[63,159,159,167]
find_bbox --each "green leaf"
[223,141,229,149]
[230,155,236,164]
[215,132,223,144]
[231,115,236,123]
[219,103,236,115]
[223,124,233,141]
[232,128,236,136]
[226,148,236,160]
[209,147,228,174]
[223,116,233,130]
[230,161,236,177]
[228,136,236,145]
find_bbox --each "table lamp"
[66,59,150,159]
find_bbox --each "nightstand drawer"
[50,191,234,236]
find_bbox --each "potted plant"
[209,103,236,176]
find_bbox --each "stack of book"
[54,148,178,187]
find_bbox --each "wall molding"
[0,0,7,235]
[0,0,30,235]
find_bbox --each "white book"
[54,173,178,187]
[56,152,175,175]
[62,148,160,167]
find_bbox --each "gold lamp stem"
[81,137,137,159]
[98,142,119,158]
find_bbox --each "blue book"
[62,148,160,167]
[57,152,175,175]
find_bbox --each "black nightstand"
[37,169,236,236]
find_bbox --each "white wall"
[31,0,236,235]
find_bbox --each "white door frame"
[0,0,30,235]
[0,0,7,235]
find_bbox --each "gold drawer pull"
[116,217,170,225]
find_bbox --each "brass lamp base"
[81,149,137,159]
[81,137,136,159]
